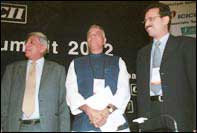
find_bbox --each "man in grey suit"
[1,32,70,132]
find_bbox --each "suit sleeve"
[58,65,70,132]
[1,65,13,131]
[136,50,144,116]
[182,38,196,130]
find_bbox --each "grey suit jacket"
[1,59,70,132]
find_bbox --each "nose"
[145,20,149,27]
[145,20,152,30]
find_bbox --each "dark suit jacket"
[1,59,70,132]
[136,35,196,132]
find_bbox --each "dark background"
[1,1,155,131]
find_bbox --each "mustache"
[145,25,152,30]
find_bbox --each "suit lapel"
[145,43,155,113]
[18,61,27,92]
[39,60,50,91]
[17,61,28,114]
[145,43,152,83]
[140,43,152,99]
[161,35,177,67]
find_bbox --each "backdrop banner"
[1,1,195,131]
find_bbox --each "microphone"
[160,114,178,132]
[133,114,178,132]
[132,117,148,132]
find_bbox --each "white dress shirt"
[22,57,44,120]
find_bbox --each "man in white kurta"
[66,24,131,132]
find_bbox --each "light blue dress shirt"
[150,33,170,96]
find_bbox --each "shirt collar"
[153,33,170,46]
[28,57,44,65]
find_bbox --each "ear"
[40,45,47,53]
[162,16,170,26]
[104,37,107,45]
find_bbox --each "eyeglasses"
[141,16,161,24]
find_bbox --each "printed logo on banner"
[1,3,27,24]
[126,100,134,114]
[131,83,137,96]
[181,26,196,35]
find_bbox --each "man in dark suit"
[136,3,196,132]
[1,32,70,132]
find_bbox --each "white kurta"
[66,57,131,132]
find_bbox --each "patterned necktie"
[152,41,161,68]
[22,61,36,118]
[151,41,162,95]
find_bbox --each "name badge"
[93,79,105,94]
[151,67,161,85]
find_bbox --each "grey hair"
[26,32,49,54]
[87,24,106,38]
[27,32,48,46]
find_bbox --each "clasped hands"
[86,107,110,128]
